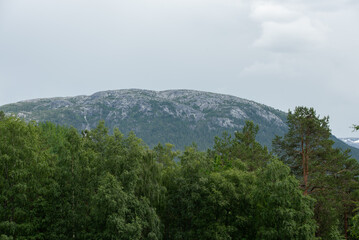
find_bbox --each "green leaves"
[161,125,316,240]
[254,159,316,240]
[0,116,52,239]
[90,173,161,240]
[0,117,163,239]
[3,113,348,239]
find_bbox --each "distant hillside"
[339,138,359,149]
[1,89,359,160]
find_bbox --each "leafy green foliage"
[0,116,53,239]
[0,117,161,239]
[161,122,316,239]
[0,112,356,239]
[254,159,316,240]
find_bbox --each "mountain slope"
[339,138,359,149]
[1,89,358,159]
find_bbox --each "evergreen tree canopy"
[273,106,359,239]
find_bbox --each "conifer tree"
[273,107,333,195]
[273,107,359,238]
[209,120,271,170]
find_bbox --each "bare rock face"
[0,89,288,149]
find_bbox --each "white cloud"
[250,1,299,22]
[250,1,329,52]
[254,17,328,51]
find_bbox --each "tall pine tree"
[273,107,359,239]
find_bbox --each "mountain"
[1,89,358,160]
[339,138,359,149]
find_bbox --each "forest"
[1,107,359,240]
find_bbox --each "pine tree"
[273,107,334,195]
[209,121,271,170]
[273,107,359,238]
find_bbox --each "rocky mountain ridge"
[8,89,285,127]
[1,89,358,159]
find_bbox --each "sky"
[0,0,358,137]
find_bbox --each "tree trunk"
[345,210,348,240]
[302,135,308,195]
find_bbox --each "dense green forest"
[1,108,359,240]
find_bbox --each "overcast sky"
[0,0,358,137]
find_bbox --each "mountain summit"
[1,89,358,159]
